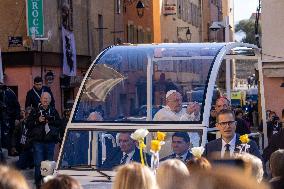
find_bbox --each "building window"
[98,14,103,51]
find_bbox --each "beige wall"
[261,0,284,116]
[262,0,284,62]
[160,0,201,43]
[0,0,27,52]
[263,76,284,117]
[89,0,124,58]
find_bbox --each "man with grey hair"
[27,92,61,188]
[153,90,200,121]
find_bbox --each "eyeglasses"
[217,121,236,127]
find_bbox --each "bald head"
[215,97,230,113]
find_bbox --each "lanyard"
[32,88,42,100]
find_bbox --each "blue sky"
[234,0,259,41]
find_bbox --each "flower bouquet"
[150,131,166,172]
[131,128,149,166]
[236,134,251,154]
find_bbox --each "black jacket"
[0,87,20,121]
[27,105,61,143]
[204,134,262,161]
[101,147,151,169]
[25,86,55,108]
[263,128,284,163]
[160,150,193,163]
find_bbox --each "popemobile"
[41,42,268,189]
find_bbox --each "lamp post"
[31,28,52,79]
[209,16,231,100]
[136,0,145,18]
[177,27,192,42]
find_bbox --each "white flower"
[131,128,149,141]
[191,146,205,158]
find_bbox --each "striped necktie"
[120,154,128,164]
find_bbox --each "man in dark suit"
[205,109,261,160]
[160,132,193,163]
[210,97,250,135]
[101,132,150,169]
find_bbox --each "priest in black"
[25,76,55,108]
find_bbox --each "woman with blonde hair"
[41,174,82,189]
[189,166,269,189]
[0,165,29,189]
[156,159,189,189]
[113,162,158,189]
[186,156,212,173]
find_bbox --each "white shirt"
[153,106,199,121]
[122,150,135,164]
[221,134,236,158]
[176,151,189,162]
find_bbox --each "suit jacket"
[204,134,262,160]
[160,150,193,163]
[101,147,151,169]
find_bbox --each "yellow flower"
[139,140,146,149]
[156,131,166,141]
[240,134,250,144]
[151,140,161,152]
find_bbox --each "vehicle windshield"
[73,44,225,123]
[59,129,204,170]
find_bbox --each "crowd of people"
[0,78,284,189]
[0,76,69,188]
[0,148,283,189]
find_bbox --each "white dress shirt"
[176,151,189,162]
[221,134,236,158]
[122,150,135,164]
[153,106,199,121]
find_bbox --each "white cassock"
[153,106,200,121]
[153,106,201,148]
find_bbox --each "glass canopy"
[73,43,228,123]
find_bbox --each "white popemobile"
[43,43,268,189]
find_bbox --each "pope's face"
[167,92,182,113]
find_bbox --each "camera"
[272,116,280,123]
[40,108,55,122]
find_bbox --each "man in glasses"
[204,109,261,160]
[153,90,200,121]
